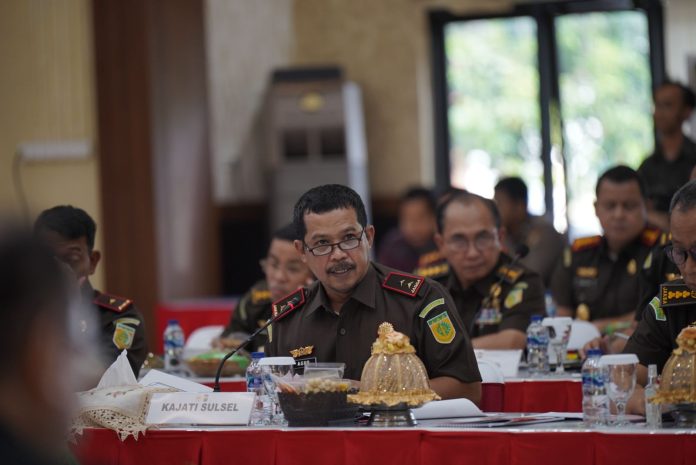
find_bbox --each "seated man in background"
[551,166,661,334]
[34,205,148,377]
[494,176,565,286]
[638,80,696,231]
[217,224,314,351]
[378,187,441,273]
[625,180,696,413]
[433,191,545,350]
[269,184,481,402]
[0,230,84,464]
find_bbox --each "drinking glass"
[542,317,572,374]
[258,357,295,425]
[600,354,638,426]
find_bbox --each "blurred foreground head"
[0,228,81,459]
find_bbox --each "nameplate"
[146,392,255,425]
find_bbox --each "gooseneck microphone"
[212,293,303,392]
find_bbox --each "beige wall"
[0,0,103,288]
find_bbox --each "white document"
[146,392,254,425]
[140,369,213,393]
[475,349,523,378]
[412,398,483,420]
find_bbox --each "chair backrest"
[477,359,505,383]
[182,325,225,358]
[567,320,601,350]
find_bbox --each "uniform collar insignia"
[661,282,696,308]
[93,292,132,313]
[382,271,424,297]
[571,235,602,252]
[251,288,272,305]
[576,266,598,278]
[496,264,523,284]
[272,288,306,318]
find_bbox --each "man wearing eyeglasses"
[216,224,314,351]
[432,191,545,350]
[551,166,662,334]
[625,179,696,414]
[268,184,481,402]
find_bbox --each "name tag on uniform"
[146,392,254,425]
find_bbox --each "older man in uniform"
[268,184,481,403]
[34,205,148,376]
[216,224,313,351]
[425,191,545,350]
[551,166,662,334]
[625,180,696,413]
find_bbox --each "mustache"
[327,261,356,273]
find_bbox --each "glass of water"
[600,354,638,426]
[258,357,295,425]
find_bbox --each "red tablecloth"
[155,299,236,350]
[73,427,696,465]
[503,380,582,412]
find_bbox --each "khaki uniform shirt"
[435,254,545,337]
[84,281,148,377]
[625,279,696,373]
[550,228,661,321]
[267,262,481,383]
[221,279,272,351]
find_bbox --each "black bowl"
[278,391,359,427]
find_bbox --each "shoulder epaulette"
[497,264,524,284]
[272,288,305,319]
[641,227,662,247]
[251,288,272,305]
[382,271,425,298]
[413,262,449,280]
[93,292,133,313]
[571,235,602,252]
[660,282,696,308]
[418,250,444,268]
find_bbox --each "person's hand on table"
[580,336,608,359]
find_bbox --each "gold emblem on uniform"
[427,311,456,344]
[289,345,314,358]
[576,303,590,321]
[504,282,528,309]
[112,322,135,350]
[576,267,598,279]
[627,259,637,276]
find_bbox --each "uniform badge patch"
[504,282,528,309]
[649,296,666,321]
[661,283,696,307]
[113,322,135,350]
[576,267,598,279]
[427,311,456,344]
[289,345,314,358]
[419,298,445,318]
[382,272,424,297]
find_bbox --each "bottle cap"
[167,319,180,326]
[586,348,601,357]
[531,315,543,322]
[251,352,265,359]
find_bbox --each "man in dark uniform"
[625,180,696,414]
[551,166,661,334]
[217,224,313,351]
[494,177,565,286]
[268,184,481,402]
[426,191,545,350]
[34,205,148,376]
[638,80,696,231]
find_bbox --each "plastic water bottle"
[644,364,662,428]
[526,315,550,375]
[163,319,185,374]
[246,352,269,425]
[582,349,609,426]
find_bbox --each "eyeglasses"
[304,229,365,256]
[665,245,696,266]
[259,259,306,276]
[445,231,498,252]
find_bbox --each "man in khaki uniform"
[268,184,481,403]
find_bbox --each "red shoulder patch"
[272,288,306,319]
[641,227,661,247]
[93,292,132,313]
[382,271,425,298]
[571,235,602,252]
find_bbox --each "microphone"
[212,292,303,392]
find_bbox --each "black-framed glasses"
[445,231,499,252]
[304,229,365,257]
[664,245,696,266]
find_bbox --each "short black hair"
[658,80,696,109]
[0,230,69,373]
[400,187,436,213]
[34,205,97,251]
[596,165,646,199]
[670,179,696,215]
[293,184,368,240]
[494,177,528,205]
[436,191,501,233]
[272,223,297,242]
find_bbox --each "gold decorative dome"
[653,325,696,405]
[348,322,440,407]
